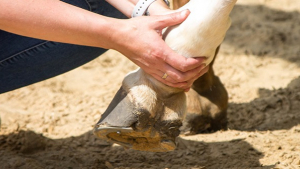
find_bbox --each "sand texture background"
[0,0,300,168]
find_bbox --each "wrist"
[107,19,134,52]
[147,0,172,16]
[95,17,126,50]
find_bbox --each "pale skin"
[0,0,208,91]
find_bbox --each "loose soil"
[1,0,300,168]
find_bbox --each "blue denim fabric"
[0,0,127,94]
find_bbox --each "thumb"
[153,10,190,30]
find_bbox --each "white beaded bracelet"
[131,0,170,18]
[131,0,156,18]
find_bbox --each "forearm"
[0,0,121,49]
[105,0,171,17]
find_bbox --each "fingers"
[185,65,209,88]
[122,12,209,90]
[180,65,209,90]
[151,73,189,89]
[147,10,206,74]
[152,10,190,30]
[166,53,207,73]
[150,63,209,89]
[170,63,206,82]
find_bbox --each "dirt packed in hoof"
[1,0,300,168]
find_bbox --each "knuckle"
[174,75,186,82]
[169,14,178,22]
[179,63,189,72]
[150,48,164,59]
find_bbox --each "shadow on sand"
[0,129,274,169]
[224,4,300,132]
[224,4,300,66]
[0,4,299,169]
[227,76,300,131]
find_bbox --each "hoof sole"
[94,125,176,152]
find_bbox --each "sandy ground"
[1,0,300,168]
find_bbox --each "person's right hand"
[111,10,208,91]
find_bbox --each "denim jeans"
[0,0,126,94]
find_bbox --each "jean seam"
[0,41,50,65]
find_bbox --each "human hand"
[112,10,208,91]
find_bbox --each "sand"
[0,0,300,168]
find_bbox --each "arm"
[0,0,120,49]
[0,0,206,90]
[0,0,170,46]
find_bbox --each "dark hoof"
[93,69,187,152]
[93,82,183,152]
[181,62,229,135]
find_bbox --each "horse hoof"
[93,125,176,152]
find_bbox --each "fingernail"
[184,88,190,92]
[196,56,207,61]
[181,10,190,17]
